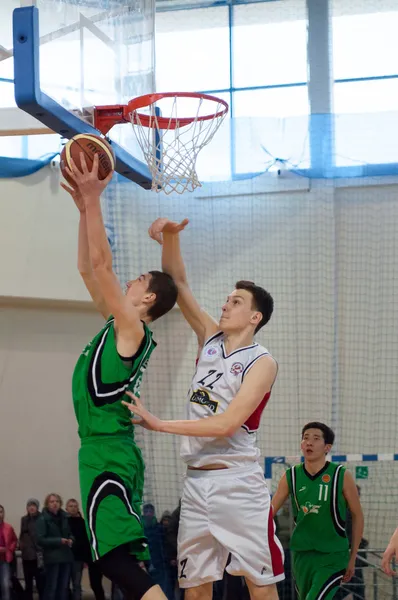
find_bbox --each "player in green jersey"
[272,422,364,600]
[62,154,179,600]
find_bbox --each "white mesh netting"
[129,94,228,194]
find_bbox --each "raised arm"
[342,471,364,582]
[65,155,144,353]
[271,473,290,516]
[149,217,219,346]
[61,181,109,319]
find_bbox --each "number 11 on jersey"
[318,484,328,502]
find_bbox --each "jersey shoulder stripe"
[204,331,223,346]
[241,352,270,380]
[288,465,300,518]
[87,322,154,406]
[330,464,346,536]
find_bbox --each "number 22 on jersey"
[197,369,223,390]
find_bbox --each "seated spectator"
[0,504,17,600]
[36,494,74,600]
[19,498,45,600]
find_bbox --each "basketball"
[60,134,115,185]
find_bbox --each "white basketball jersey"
[180,331,275,468]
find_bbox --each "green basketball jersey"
[72,316,156,440]
[286,462,349,554]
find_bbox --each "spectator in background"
[159,511,176,600]
[36,494,74,600]
[142,504,166,591]
[0,504,17,600]
[66,499,89,600]
[19,498,45,600]
[166,501,183,600]
[65,498,106,600]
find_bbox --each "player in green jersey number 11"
[272,422,364,600]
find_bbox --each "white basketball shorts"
[177,462,285,588]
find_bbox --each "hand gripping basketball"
[64,153,114,200]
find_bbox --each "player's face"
[125,273,151,304]
[219,289,261,333]
[301,429,331,461]
[0,507,3,523]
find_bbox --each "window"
[233,88,310,174]
[333,10,398,80]
[156,1,308,179]
[332,1,398,167]
[233,1,307,88]
[334,80,398,166]
[234,87,308,119]
[156,7,230,92]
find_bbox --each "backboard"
[6,0,155,187]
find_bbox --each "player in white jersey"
[122,218,284,600]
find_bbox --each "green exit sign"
[356,466,369,480]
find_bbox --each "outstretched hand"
[382,534,398,576]
[60,181,85,213]
[63,153,113,201]
[122,391,163,432]
[148,217,189,245]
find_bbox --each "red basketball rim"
[127,92,229,130]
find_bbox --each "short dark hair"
[235,280,274,333]
[301,422,335,446]
[147,271,178,322]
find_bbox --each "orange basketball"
[60,134,115,186]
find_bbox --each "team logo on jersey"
[204,346,220,360]
[189,389,218,413]
[82,341,92,357]
[230,362,244,376]
[322,474,331,483]
[302,502,321,515]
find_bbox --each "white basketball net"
[129,95,227,195]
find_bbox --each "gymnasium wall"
[1,169,398,548]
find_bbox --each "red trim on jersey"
[268,506,284,576]
[243,391,271,432]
